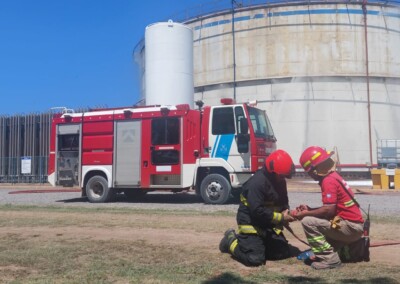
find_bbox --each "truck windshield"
[247,106,275,139]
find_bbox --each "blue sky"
[0,0,232,115]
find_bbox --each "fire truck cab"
[48,100,276,204]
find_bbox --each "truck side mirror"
[239,117,248,134]
[236,117,249,153]
[237,134,250,153]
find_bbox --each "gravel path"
[0,187,399,216]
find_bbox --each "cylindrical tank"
[181,1,400,171]
[144,20,194,107]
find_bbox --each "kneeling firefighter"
[219,149,298,266]
[293,146,364,269]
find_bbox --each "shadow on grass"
[202,274,325,284]
[202,273,397,284]
[285,276,397,284]
[202,272,257,284]
[338,278,398,284]
[286,276,323,283]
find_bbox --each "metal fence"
[0,113,52,183]
[377,139,400,168]
[0,156,48,183]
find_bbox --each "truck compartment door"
[146,117,182,187]
[56,124,81,187]
[114,120,141,187]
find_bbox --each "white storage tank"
[181,1,400,172]
[144,20,194,107]
[134,1,400,172]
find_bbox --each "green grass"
[0,204,399,283]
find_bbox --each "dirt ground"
[1,210,399,270]
[1,180,400,282]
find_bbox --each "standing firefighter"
[293,146,364,269]
[219,149,298,266]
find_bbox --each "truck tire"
[86,175,115,203]
[200,174,231,204]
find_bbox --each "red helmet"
[299,146,334,173]
[265,149,295,178]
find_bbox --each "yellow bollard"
[394,169,400,190]
[370,169,389,190]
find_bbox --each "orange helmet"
[299,146,334,173]
[265,149,295,178]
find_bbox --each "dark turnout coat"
[237,166,290,232]
[229,166,292,266]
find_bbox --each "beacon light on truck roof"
[220,98,236,105]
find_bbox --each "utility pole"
[231,0,237,101]
[363,0,373,168]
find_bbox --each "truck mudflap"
[229,172,253,188]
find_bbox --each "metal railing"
[377,140,400,168]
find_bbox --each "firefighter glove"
[330,216,341,229]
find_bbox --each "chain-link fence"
[0,156,48,184]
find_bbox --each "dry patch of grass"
[0,205,399,283]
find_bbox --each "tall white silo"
[144,20,194,107]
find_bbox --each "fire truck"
[48,99,276,204]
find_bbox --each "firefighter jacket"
[319,171,364,223]
[237,166,290,233]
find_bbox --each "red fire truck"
[48,99,276,204]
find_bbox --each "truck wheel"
[200,174,231,204]
[86,176,115,203]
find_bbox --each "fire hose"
[284,223,400,248]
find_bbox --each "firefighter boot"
[219,229,237,253]
[311,252,342,270]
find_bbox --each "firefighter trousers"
[230,230,291,266]
[301,216,363,264]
